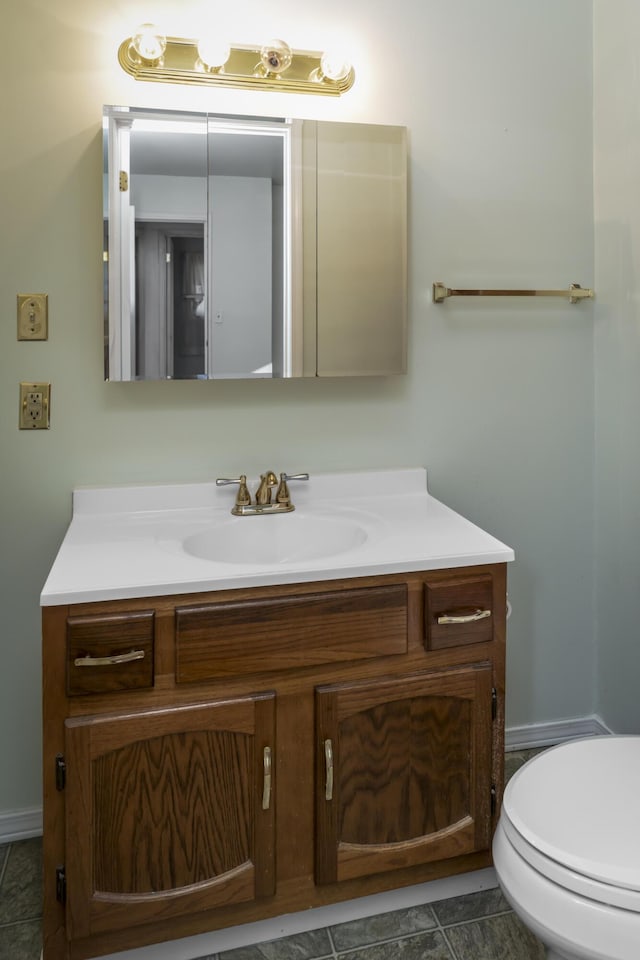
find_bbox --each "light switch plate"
[17,294,48,340]
[19,382,51,429]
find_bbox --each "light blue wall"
[0,0,595,815]
[594,2,640,733]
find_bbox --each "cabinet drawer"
[176,584,408,683]
[66,611,154,696]
[424,575,493,650]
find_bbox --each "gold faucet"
[216,472,309,516]
[255,471,278,505]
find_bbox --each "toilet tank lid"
[503,736,640,892]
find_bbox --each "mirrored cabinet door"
[315,122,407,377]
[206,119,300,379]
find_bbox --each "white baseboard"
[0,806,42,844]
[505,713,612,751]
[0,715,614,847]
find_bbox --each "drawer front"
[66,611,154,696]
[176,584,408,683]
[424,575,493,651]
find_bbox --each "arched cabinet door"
[315,664,493,884]
[64,692,275,939]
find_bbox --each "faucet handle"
[276,472,309,506]
[216,475,251,508]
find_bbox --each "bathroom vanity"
[41,469,513,960]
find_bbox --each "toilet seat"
[502,736,640,912]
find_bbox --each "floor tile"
[330,904,437,951]
[431,887,511,926]
[0,838,43,924]
[218,928,333,960]
[444,912,546,960]
[0,919,42,960]
[504,748,546,784]
[336,928,454,959]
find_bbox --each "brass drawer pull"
[73,649,146,667]
[437,608,491,625]
[324,738,334,801]
[262,746,272,811]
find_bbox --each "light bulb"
[131,23,167,62]
[197,37,231,70]
[320,50,352,82]
[259,39,292,74]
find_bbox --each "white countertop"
[40,468,514,606]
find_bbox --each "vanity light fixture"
[119,24,355,96]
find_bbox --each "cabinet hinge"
[119,170,129,192]
[56,866,66,904]
[491,687,498,721]
[490,783,497,817]
[55,754,66,791]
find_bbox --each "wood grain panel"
[338,695,472,844]
[176,585,407,683]
[93,729,252,893]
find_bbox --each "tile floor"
[0,836,42,959]
[0,750,545,960]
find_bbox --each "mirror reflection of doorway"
[172,237,205,379]
[135,222,205,379]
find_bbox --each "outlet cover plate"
[17,294,48,340]
[19,382,51,429]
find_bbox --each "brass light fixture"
[119,23,355,96]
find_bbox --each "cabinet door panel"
[65,693,275,939]
[315,665,492,884]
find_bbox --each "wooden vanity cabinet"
[42,563,506,960]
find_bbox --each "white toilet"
[493,736,640,960]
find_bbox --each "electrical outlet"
[17,294,48,340]
[19,382,51,429]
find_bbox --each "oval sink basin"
[183,513,368,565]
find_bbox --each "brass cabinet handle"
[73,649,146,667]
[262,746,272,811]
[437,608,492,625]
[324,738,334,801]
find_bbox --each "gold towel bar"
[432,282,594,304]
